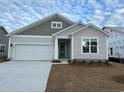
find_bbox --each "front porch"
[54,38,71,60]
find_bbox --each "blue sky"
[0,0,124,32]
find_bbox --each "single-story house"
[7,13,109,62]
[0,26,8,56]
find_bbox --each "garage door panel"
[15,44,52,60]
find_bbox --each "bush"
[109,57,120,62]
[106,60,110,65]
[72,59,76,64]
[98,60,102,63]
[52,60,61,63]
[89,60,93,64]
[82,60,86,63]
[68,59,72,64]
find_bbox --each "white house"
[103,27,124,59]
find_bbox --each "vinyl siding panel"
[18,17,72,36]
[73,27,107,60]
[55,24,85,37]
[0,28,8,56]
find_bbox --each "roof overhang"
[52,23,85,36]
[0,26,8,34]
[7,13,75,37]
[71,24,109,36]
[103,27,124,34]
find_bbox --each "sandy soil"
[46,62,124,92]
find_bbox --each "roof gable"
[71,24,109,36]
[0,26,8,34]
[53,23,85,36]
[103,27,124,34]
[8,13,74,36]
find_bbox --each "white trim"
[53,23,85,36]
[81,37,99,55]
[54,38,58,59]
[55,36,70,39]
[106,36,108,60]
[53,23,81,36]
[12,35,52,38]
[71,35,74,59]
[13,44,15,61]
[14,43,52,45]
[8,37,11,58]
[51,21,62,29]
[71,25,89,35]
[13,43,52,61]
[7,13,74,36]
[71,24,109,36]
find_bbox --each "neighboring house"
[0,26,8,56]
[103,27,124,59]
[7,13,108,62]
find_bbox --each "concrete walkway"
[0,61,51,92]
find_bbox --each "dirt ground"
[45,62,124,92]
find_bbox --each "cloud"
[104,7,124,26]
[0,0,124,32]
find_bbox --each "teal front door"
[59,42,65,59]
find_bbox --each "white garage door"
[14,44,52,60]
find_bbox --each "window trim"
[81,37,99,54]
[51,21,62,29]
[0,44,6,55]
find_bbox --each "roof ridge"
[7,13,75,36]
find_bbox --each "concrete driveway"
[0,61,51,92]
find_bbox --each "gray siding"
[73,27,108,60]
[55,24,85,37]
[0,27,8,56]
[18,17,72,36]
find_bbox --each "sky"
[0,0,124,32]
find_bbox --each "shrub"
[98,60,101,63]
[82,60,86,63]
[89,60,93,64]
[106,60,110,65]
[71,59,76,64]
[52,60,61,63]
[68,59,72,64]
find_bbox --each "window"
[0,44,6,55]
[81,37,98,54]
[51,21,62,28]
[110,47,113,55]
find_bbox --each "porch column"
[54,38,58,60]
[71,35,74,59]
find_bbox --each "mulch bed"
[0,59,6,63]
[46,62,124,92]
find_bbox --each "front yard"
[46,62,124,92]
